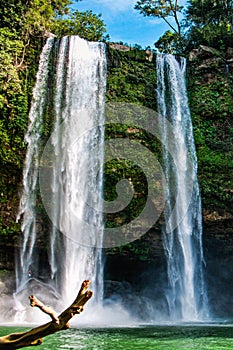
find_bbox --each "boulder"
[226,47,233,59]
[189,45,221,61]
[109,43,131,52]
[197,57,222,70]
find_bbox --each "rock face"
[1,217,233,319]
[104,213,233,319]
[108,42,154,61]
[189,44,233,73]
[189,45,222,61]
[0,238,15,270]
[0,44,232,320]
[109,43,131,52]
[103,44,233,319]
[202,211,233,318]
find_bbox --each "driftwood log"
[0,280,93,349]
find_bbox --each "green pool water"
[1,324,233,349]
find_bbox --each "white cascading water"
[157,54,209,321]
[15,36,107,316]
[15,38,54,297]
[14,42,209,325]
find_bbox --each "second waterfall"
[157,54,209,321]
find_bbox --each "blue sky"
[74,0,187,48]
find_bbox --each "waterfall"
[15,38,54,296]
[15,36,107,313]
[156,54,209,321]
[14,40,209,324]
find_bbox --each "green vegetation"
[104,158,148,229]
[0,0,107,239]
[106,45,157,108]
[0,0,232,247]
[134,0,233,215]
[135,0,183,35]
[104,45,162,230]
[52,10,109,41]
[187,60,233,212]
[109,240,150,261]
[185,0,233,52]
[135,0,233,54]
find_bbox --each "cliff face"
[188,48,233,317]
[0,44,233,318]
[104,44,233,318]
[187,45,233,220]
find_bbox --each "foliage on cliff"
[0,0,107,237]
[104,45,160,236]
[187,51,233,213]
[106,46,157,108]
[104,43,233,264]
[133,0,233,217]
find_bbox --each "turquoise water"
[0,325,233,349]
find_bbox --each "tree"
[0,0,73,35]
[135,0,233,53]
[0,0,109,238]
[0,280,92,349]
[185,0,233,50]
[0,28,28,168]
[0,0,108,113]
[52,10,109,41]
[186,0,233,30]
[135,0,184,35]
[154,30,183,53]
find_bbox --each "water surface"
[1,325,233,349]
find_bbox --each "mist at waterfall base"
[6,35,212,326]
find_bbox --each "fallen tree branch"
[0,280,93,349]
[29,295,59,324]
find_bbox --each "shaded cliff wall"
[104,44,233,318]
[0,43,232,318]
[188,45,233,317]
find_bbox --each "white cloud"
[148,18,164,25]
[92,0,136,12]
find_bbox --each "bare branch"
[0,280,93,349]
[29,295,59,324]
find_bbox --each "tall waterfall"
[15,36,107,312]
[157,54,209,321]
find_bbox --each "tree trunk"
[0,280,93,349]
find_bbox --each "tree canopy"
[135,0,183,35]
[0,0,108,145]
[135,0,233,53]
[186,0,233,29]
[52,10,108,41]
[185,0,233,51]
